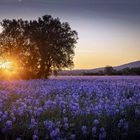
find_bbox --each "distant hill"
[59,60,140,75]
[114,60,140,70]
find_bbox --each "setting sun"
[0,59,19,79]
[0,61,13,70]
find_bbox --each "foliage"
[0,15,78,79]
[83,67,140,76]
[120,67,140,75]
[104,66,114,75]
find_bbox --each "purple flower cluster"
[0,76,139,139]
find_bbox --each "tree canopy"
[104,66,114,75]
[0,15,78,79]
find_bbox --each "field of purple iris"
[0,76,140,140]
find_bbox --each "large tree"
[0,15,78,79]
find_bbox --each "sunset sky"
[0,0,140,69]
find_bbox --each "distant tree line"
[83,66,140,76]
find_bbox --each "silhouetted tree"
[121,67,130,75]
[104,66,114,75]
[121,67,140,75]
[0,15,78,79]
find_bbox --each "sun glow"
[0,61,13,70]
[0,59,19,79]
